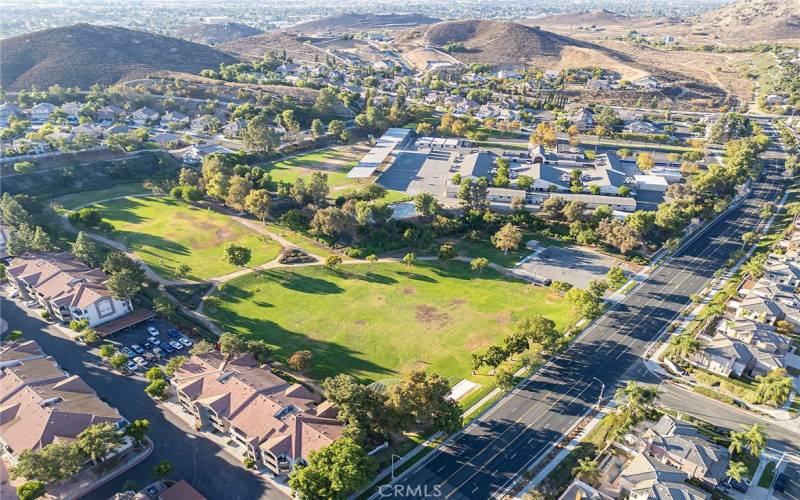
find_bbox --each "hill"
[290,13,441,35]
[399,19,630,68]
[687,0,800,42]
[0,24,238,90]
[220,31,329,63]
[175,21,263,45]
[522,9,632,28]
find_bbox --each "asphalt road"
[386,123,787,499]
[0,297,289,500]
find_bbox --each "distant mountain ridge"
[687,0,800,41]
[290,13,441,34]
[0,23,238,90]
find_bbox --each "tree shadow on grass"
[209,311,393,383]
[96,196,156,225]
[396,270,438,283]
[256,269,344,294]
[356,272,399,285]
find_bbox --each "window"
[97,301,113,316]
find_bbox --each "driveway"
[1,296,289,500]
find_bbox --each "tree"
[152,460,173,479]
[17,481,46,500]
[385,370,461,432]
[153,297,176,320]
[438,243,457,262]
[176,263,192,277]
[744,423,766,457]
[225,175,251,211]
[124,419,150,445]
[190,340,215,355]
[566,287,604,319]
[588,279,609,297]
[614,381,658,425]
[606,266,627,288]
[146,366,166,381]
[403,252,416,267]
[740,255,765,280]
[314,87,339,115]
[496,368,515,391]
[289,438,376,500]
[572,457,601,483]
[470,257,489,273]
[491,223,523,255]
[755,368,793,407]
[219,332,249,355]
[244,189,272,223]
[416,122,433,136]
[636,152,655,172]
[530,122,557,149]
[103,251,142,276]
[728,431,747,455]
[310,207,351,243]
[413,192,439,217]
[31,226,54,251]
[0,193,32,227]
[224,243,252,268]
[164,355,188,376]
[288,350,313,370]
[726,461,748,482]
[457,177,489,211]
[310,118,325,137]
[72,231,99,266]
[145,379,169,399]
[99,344,116,358]
[77,422,123,464]
[597,219,640,254]
[515,316,559,352]
[243,115,281,157]
[106,268,142,303]
[248,339,278,364]
[324,254,343,270]
[11,443,83,483]
[109,353,129,371]
[666,334,699,360]
[741,231,758,249]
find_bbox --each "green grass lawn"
[92,196,281,280]
[263,147,409,203]
[205,261,577,384]
[51,183,150,211]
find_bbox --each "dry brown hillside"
[219,31,329,63]
[175,21,263,46]
[687,0,800,42]
[0,24,238,90]
[290,13,440,35]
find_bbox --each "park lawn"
[205,261,578,384]
[52,183,150,211]
[264,222,337,259]
[92,196,281,280]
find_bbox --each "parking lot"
[512,245,632,289]
[100,317,196,373]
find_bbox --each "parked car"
[126,360,139,372]
[153,347,164,358]
[147,326,160,336]
[178,337,193,347]
[162,343,175,354]
[167,329,181,339]
[134,356,148,368]
[24,300,40,308]
[148,336,161,345]
[9,289,19,298]
[121,346,135,357]
[132,344,145,354]
[143,341,154,350]
[169,341,184,350]
[726,478,748,493]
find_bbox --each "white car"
[147,326,160,336]
[133,356,148,368]
[169,341,184,350]
[178,337,193,347]
[24,300,40,308]
[8,289,19,298]
[147,336,161,345]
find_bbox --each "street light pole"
[592,377,605,409]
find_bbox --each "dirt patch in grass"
[403,287,416,295]
[354,320,366,325]
[464,332,493,351]
[450,298,467,306]
[415,305,450,328]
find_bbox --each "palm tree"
[572,457,601,484]
[756,370,794,407]
[740,257,765,280]
[726,461,748,482]
[728,431,746,455]
[785,202,800,223]
[745,423,766,457]
[668,334,700,360]
[614,381,659,423]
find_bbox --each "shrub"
[145,379,168,399]
[40,310,51,320]
[346,248,364,258]
[244,457,256,469]
[693,385,735,405]
[14,161,36,174]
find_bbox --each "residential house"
[632,77,659,89]
[690,333,754,377]
[586,78,610,91]
[182,144,232,165]
[0,103,24,127]
[151,132,181,149]
[172,352,344,475]
[97,105,126,123]
[763,262,800,288]
[5,252,133,328]
[129,107,159,126]
[640,415,729,488]
[222,119,247,139]
[71,124,104,139]
[30,102,57,123]
[557,480,612,500]
[627,121,658,134]
[190,115,216,134]
[0,224,11,259]
[60,102,82,123]
[159,480,207,500]
[0,339,124,462]
[12,138,50,155]
[618,452,709,500]
[497,69,521,79]
[160,111,189,129]
[570,107,593,132]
